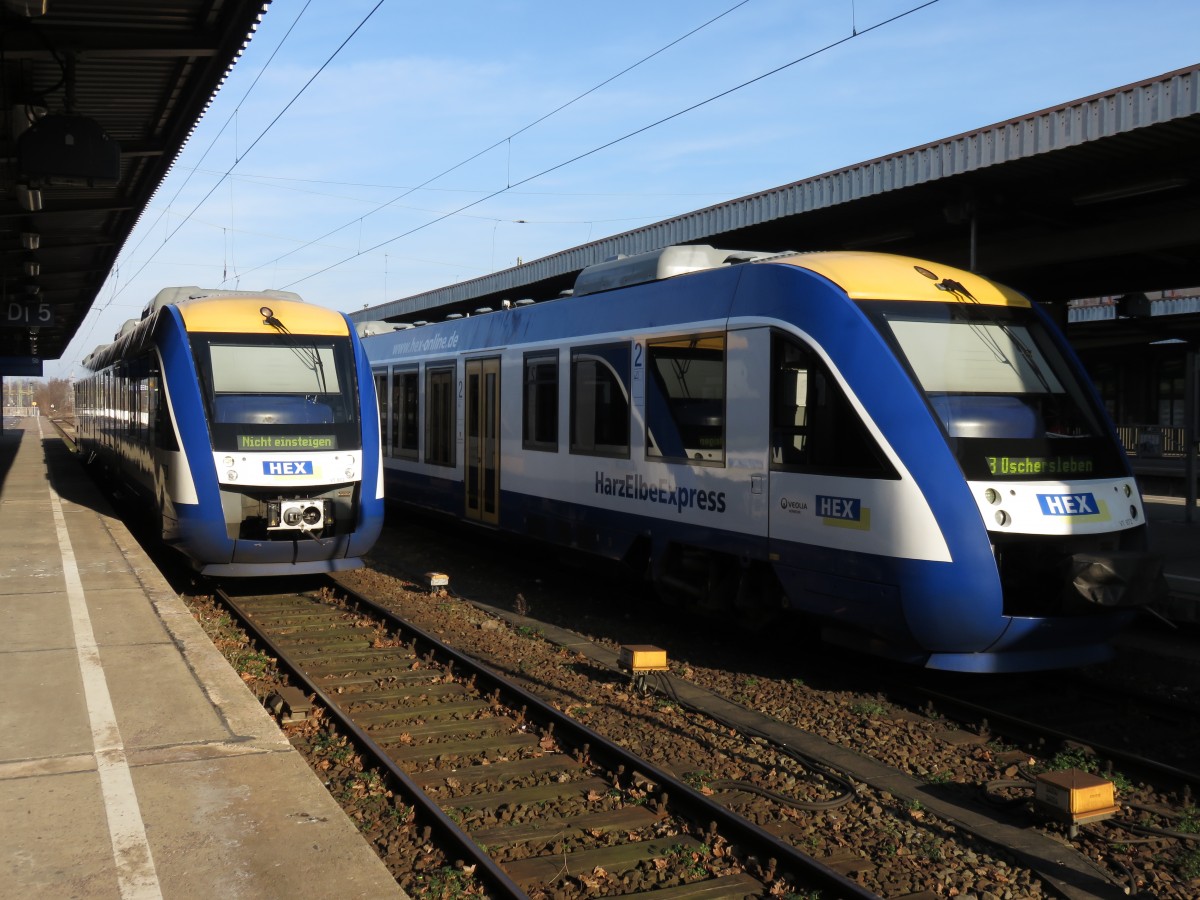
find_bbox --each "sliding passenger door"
[465,357,500,524]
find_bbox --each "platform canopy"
[0,0,271,370]
[355,64,1200,326]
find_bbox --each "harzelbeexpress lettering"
[594,471,726,514]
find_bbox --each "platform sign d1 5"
[2,302,53,328]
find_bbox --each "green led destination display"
[986,456,1093,477]
[238,434,336,451]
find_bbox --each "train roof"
[571,245,1030,308]
[82,287,348,371]
[572,245,781,296]
[774,252,1031,307]
[143,286,305,319]
[174,296,349,336]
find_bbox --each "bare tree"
[34,379,73,416]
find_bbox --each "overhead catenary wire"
[67,0,319,368]
[232,0,755,285]
[127,0,388,284]
[82,1,386,333]
[281,0,942,290]
[114,1,317,283]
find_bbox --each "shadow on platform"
[0,425,22,497]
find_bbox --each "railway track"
[169,505,1200,897]
[898,670,1200,796]
[215,579,874,899]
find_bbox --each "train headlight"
[223,456,235,467]
[227,469,238,481]
[1130,505,1139,520]
[984,488,1001,505]
[995,510,1011,527]
[1123,483,1133,498]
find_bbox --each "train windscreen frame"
[190,332,362,453]
[862,300,1126,480]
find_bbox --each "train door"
[373,369,388,454]
[766,329,900,606]
[465,357,500,524]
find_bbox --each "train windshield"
[191,333,361,452]
[863,301,1126,480]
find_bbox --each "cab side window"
[770,333,895,477]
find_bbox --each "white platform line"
[43,423,163,900]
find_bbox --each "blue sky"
[49,0,1200,379]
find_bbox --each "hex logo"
[816,495,871,531]
[263,460,313,476]
[817,495,860,520]
[1036,493,1098,516]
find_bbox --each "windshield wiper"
[263,314,328,393]
[936,278,1055,393]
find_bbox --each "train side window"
[570,343,630,458]
[126,370,139,436]
[645,334,725,464]
[373,371,388,455]
[770,334,895,478]
[523,351,558,451]
[425,365,455,467]
[394,369,419,459]
[127,354,153,444]
[138,377,150,443]
[152,367,179,451]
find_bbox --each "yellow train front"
[75,287,384,576]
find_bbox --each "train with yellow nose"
[359,245,1162,672]
[75,287,383,576]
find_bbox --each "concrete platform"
[0,419,404,899]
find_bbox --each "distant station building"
[1069,288,1200,486]
[1,377,40,418]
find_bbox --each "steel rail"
[216,586,529,900]
[907,683,1199,793]
[219,582,879,899]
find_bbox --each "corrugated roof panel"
[0,0,270,364]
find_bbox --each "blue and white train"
[360,246,1161,672]
[75,287,384,576]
